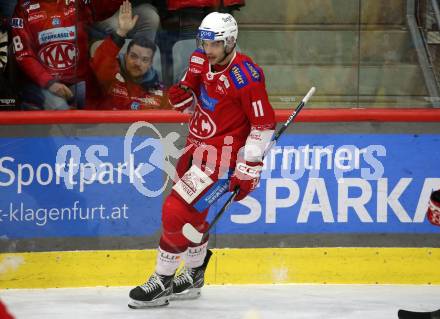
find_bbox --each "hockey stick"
[398,309,440,319]
[182,86,317,244]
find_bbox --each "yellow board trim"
[0,248,439,289]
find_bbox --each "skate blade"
[128,296,170,309]
[171,288,201,300]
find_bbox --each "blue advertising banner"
[0,132,166,239]
[213,134,440,234]
[1,130,439,239]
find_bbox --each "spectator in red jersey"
[11,0,99,110]
[91,1,168,110]
[0,3,18,109]
[0,9,7,72]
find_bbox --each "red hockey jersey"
[90,36,168,110]
[180,49,275,168]
[11,0,93,88]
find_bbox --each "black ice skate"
[171,249,213,300]
[128,272,174,308]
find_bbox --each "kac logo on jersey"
[189,107,217,139]
[38,41,77,70]
[230,64,248,89]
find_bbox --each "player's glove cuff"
[229,161,263,201]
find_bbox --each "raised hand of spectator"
[48,82,74,101]
[116,0,139,37]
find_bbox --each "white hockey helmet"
[197,12,238,52]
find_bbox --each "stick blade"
[182,223,203,244]
[398,309,440,319]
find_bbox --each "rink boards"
[0,110,440,288]
[1,248,440,288]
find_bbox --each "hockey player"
[128,12,276,308]
[90,1,167,110]
[427,189,440,227]
[397,191,440,318]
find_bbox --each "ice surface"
[1,284,440,319]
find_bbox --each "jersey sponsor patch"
[244,61,261,82]
[219,74,230,89]
[28,11,47,23]
[52,16,61,26]
[189,66,202,74]
[173,165,214,205]
[38,41,77,70]
[27,3,41,12]
[199,85,218,112]
[137,96,161,107]
[111,84,129,97]
[191,55,205,65]
[10,18,24,29]
[216,84,225,95]
[38,26,76,45]
[230,64,248,89]
[193,170,233,212]
[130,101,140,110]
